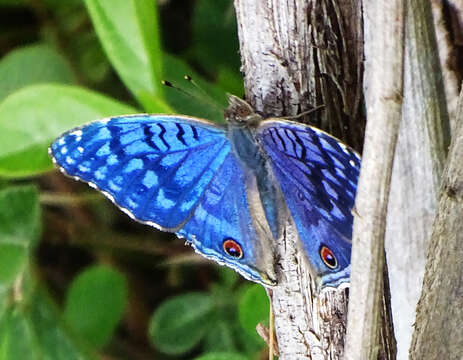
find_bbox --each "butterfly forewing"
[257,120,360,287]
[50,115,229,230]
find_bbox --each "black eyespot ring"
[223,238,243,259]
[319,245,338,269]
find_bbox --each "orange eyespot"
[223,239,243,259]
[320,246,337,269]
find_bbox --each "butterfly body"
[227,122,287,242]
[50,95,360,289]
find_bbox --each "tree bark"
[344,0,404,359]
[409,87,463,360]
[233,1,391,359]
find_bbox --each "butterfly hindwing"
[50,115,229,230]
[257,120,360,287]
[178,153,276,284]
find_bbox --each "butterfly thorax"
[225,95,266,170]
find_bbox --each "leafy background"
[0,0,271,359]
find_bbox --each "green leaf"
[29,292,94,360]
[216,267,239,289]
[0,305,37,360]
[73,32,111,84]
[0,144,52,179]
[194,352,248,360]
[0,289,94,360]
[85,0,164,109]
[64,265,127,349]
[0,44,76,102]
[216,66,244,96]
[0,186,40,294]
[191,0,240,74]
[149,292,214,355]
[0,185,40,247]
[0,245,26,294]
[204,320,236,353]
[238,284,269,344]
[0,84,136,178]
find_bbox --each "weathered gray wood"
[409,87,463,360]
[384,1,451,358]
[344,0,404,358]
[233,0,373,359]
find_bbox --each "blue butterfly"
[49,95,360,289]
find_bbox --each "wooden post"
[233,1,394,358]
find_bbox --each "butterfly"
[49,95,360,289]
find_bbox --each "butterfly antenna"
[161,80,196,99]
[161,78,224,113]
[183,75,224,112]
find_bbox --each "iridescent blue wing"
[178,153,276,285]
[257,120,360,288]
[50,115,276,285]
[50,115,228,230]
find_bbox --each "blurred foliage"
[63,265,128,349]
[0,0,270,359]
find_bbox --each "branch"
[384,0,451,357]
[344,0,405,358]
[409,87,463,359]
